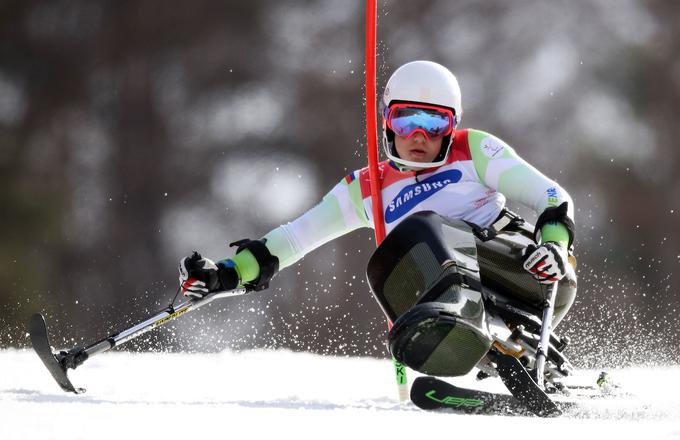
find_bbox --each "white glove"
[522,242,567,284]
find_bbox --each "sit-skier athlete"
[178,60,576,356]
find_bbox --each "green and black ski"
[410,376,535,416]
[411,375,573,417]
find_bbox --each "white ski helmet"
[382,60,462,170]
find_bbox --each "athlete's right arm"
[227,173,371,285]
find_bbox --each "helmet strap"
[433,134,452,162]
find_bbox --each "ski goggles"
[384,103,456,140]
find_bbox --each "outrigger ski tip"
[29,313,85,394]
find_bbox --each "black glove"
[178,251,240,299]
[522,242,567,284]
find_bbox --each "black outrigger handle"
[533,282,559,389]
[30,287,248,393]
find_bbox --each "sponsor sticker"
[546,187,559,206]
[425,390,484,407]
[385,169,462,223]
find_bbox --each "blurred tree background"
[0,0,678,367]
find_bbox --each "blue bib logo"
[385,170,462,223]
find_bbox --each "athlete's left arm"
[467,129,575,249]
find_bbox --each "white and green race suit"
[230,129,574,283]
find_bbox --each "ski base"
[29,313,84,394]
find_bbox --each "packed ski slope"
[1,348,679,440]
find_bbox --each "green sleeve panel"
[347,174,371,227]
[229,249,259,283]
[226,175,369,283]
[467,129,575,242]
[539,222,570,249]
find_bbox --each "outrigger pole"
[30,288,248,393]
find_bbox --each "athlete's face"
[394,132,443,164]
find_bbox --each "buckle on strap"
[467,209,525,242]
[491,214,512,232]
[493,208,525,231]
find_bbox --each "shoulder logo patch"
[480,136,505,158]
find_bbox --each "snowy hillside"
[1,349,679,440]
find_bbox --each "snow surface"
[2,348,679,440]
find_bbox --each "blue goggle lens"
[388,106,454,139]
